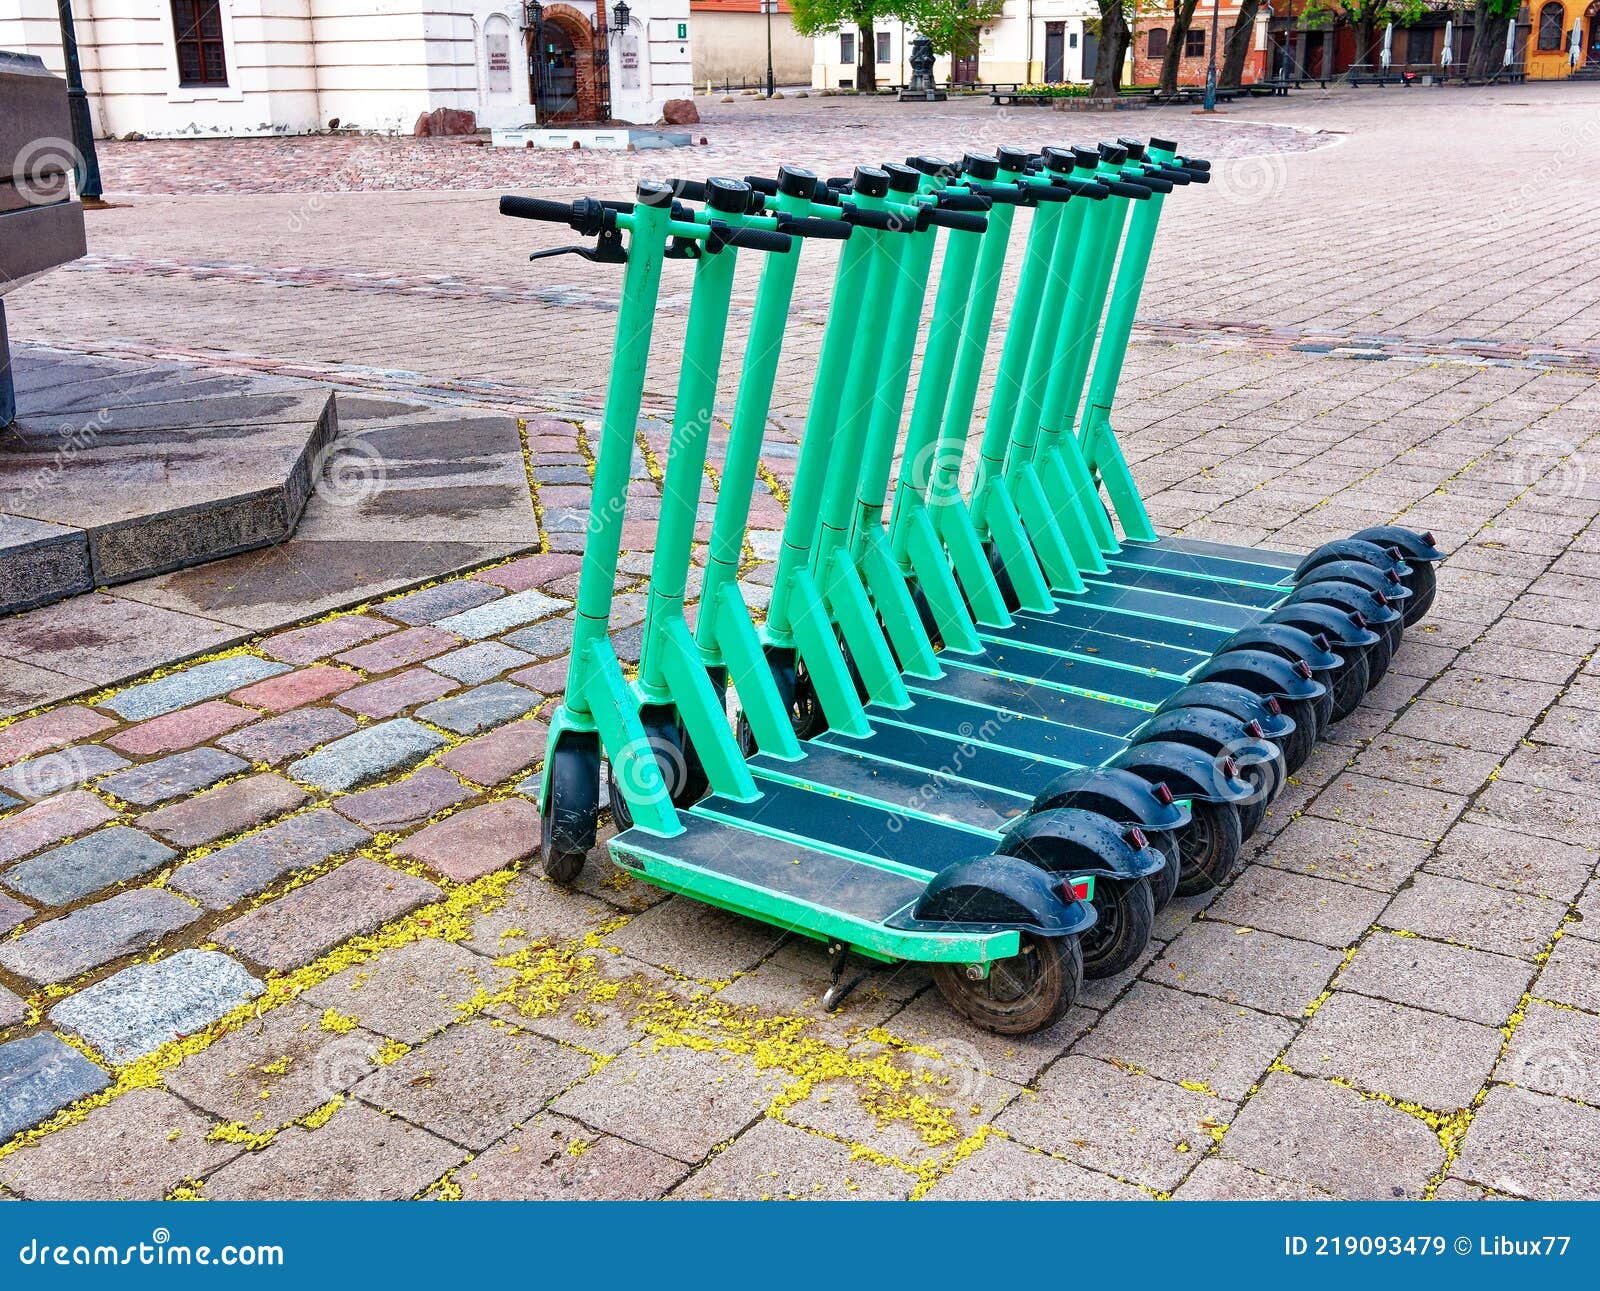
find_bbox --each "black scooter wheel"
[1363,630,1394,688]
[1278,698,1319,772]
[1403,561,1436,626]
[1173,799,1243,897]
[931,933,1082,1035]
[1329,646,1371,723]
[1079,876,1156,979]
[541,746,599,885]
[1152,832,1181,909]
[1234,753,1284,840]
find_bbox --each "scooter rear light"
[1246,720,1264,738]
[1223,756,1239,779]
[1375,590,1390,606]
[1152,782,1175,806]
[1126,826,1149,850]
[1422,531,1435,546]
[1385,568,1401,584]
[1294,659,1314,679]
[1266,696,1283,715]
[1314,632,1332,651]
[1350,611,1369,629]
[1060,879,1091,902]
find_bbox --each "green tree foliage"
[914,0,1005,59]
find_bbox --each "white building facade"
[810,0,1098,89]
[0,0,693,137]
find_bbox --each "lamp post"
[763,0,776,97]
[55,0,103,206]
[1202,0,1221,110]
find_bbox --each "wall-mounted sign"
[618,29,641,90]
[487,29,513,93]
[677,22,687,39]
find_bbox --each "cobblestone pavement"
[0,86,1598,1201]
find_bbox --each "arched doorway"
[526,6,607,123]
[1587,1,1600,65]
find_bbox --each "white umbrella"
[1380,22,1393,70]
[1441,20,1453,67]
[1572,19,1583,66]
[1504,15,1517,66]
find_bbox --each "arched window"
[1538,2,1566,50]
[1148,27,1169,58]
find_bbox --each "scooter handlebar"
[500,194,577,224]
[839,205,899,230]
[778,215,853,240]
[1128,172,1175,194]
[709,223,794,254]
[925,206,987,233]
[1053,176,1110,200]
[933,190,991,213]
[1103,178,1153,201]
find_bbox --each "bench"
[0,51,88,427]
[1345,63,1412,86]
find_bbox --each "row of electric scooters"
[499,137,1444,1034]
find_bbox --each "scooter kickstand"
[820,941,867,1013]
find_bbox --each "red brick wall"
[1130,19,1268,85]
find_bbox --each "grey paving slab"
[49,949,264,1063]
[288,718,447,793]
[1453,1085,1600,1201]
[168,808,371,909]
[1336,930,1531,1027]
[456,1111,686,1200]
[433,588,567,640]
[1496,1002,1600,1107]
[0,745,130,801]
[381,579,503,626]
[1382,873,1568,960]
[414,682,539,736]
[0,889,201,985]
[425,641,538,685]
[99,747,248,806]
[2,826,177,906]
[305,938,514,1045]
[100,655,291,719]
[1143,922,1345,1017]
[0,1033,110,1142]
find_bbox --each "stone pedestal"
[898,37,948,102]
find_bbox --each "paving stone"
[0,745,130,801]
[1349,732,1502,795]
[1305,772,1466,843]
[1532,935,1600,1014]
[508,659,566,693]
[219,706,358,764]
[334,667,457,719]
[1264,815,1433,892]
[1534,702,1600,754]
[99,747,247,806]
[502,618,574,659]
[105,701,257,757]
[1221,1070,1443,1200]
[288,718,447,793]
[164,1001,387,1125]
[1428,819,1594,901]
[1424,667,1560,718]
[551,1042,783,1164]
[832,972,1061,1073]
[0,792,119,867]
[0,1033,110,1142]
[0,984,23,1029]
[1497,1002,1600,1106]
[1382,873,1567,961]
[1337,930,1530,1026]
[1466,777,1600,851]
[1075,981,1294,1101]
[353,1017,589,1149]
[381,579,503,626]
[460,867,613,958]
[217,858,442,972]
[228,663,361,712]
[1207,867,1390,947]
[0,1088,240,1200]
[488,950,688,1059]
[476,553,582,593]
[1173,1157,1334,1200]
[434,588,567,641]
[0,707,115,765]
[1496,740,1600,798]
[261,614,399,665]
[204,1100,463,1200]
[1285,991,1502,1108]
[334,626,461,674]
[1389,699,1533,755]
[1456,1083,1600,1202]
[2,826,177,906]
[426,641,538,685]
[139,772,309,848]
[436,717,546,787]
[606,895,784,982]
[305,939,513,1044]
[455,1110,686,1200]
[993,1056,1229,1192]
[394,798,541,882]
[331,766,472,830]
[414,681,539,736]
[919,1133,1144,1201]
[1143,922,1345,1017]
[0,889,201,985]
[668,1116,912,1201]
[169,808,371,909]
[0,893,29,938]
[101,656,292,720]
[49,949,264,1062]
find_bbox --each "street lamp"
[610,1,630,33]
[55,0,103,205]
[523,0,543,27]
[762,0,776,98]
[1202,0,1221,111]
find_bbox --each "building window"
[876,31,892,64]
[1148,27,1168,59]
[172,0,228,86]
[1184,28,1205,57]
[1537,2,1565,50]
[1406,26,1434,63]
[840,31,855,65]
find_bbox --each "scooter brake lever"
[528,226,628,265]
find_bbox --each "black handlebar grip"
[927,207,987,234]
[669,179,709,203]
[1181,159,1211,175]
[744,175,780,196]
[934,190,991,213]
[1055,176,1109,200]
[1128,172,1174,194]
[779,215,851,240]
[840,204,897,231]
[1028,183,1076,204]
[1149,164,1190,186]
[714,224,794,254]
[499,194,575,223]
[979,183,1026,206]
[1104,179,1151,201]
[1179,166,1211,184]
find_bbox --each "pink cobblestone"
[229,665,362,712]
[104,701,257,757]
[261,615,399,665]
[395,798,541,882]
[0,708,116,765]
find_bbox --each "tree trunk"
[1355,16,1374,67]
[1160,0,1201,95]
[1220,0,1261,86]
[1468,3,1508,79]
[1092,2,1131,98]
[857,18,877,90]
